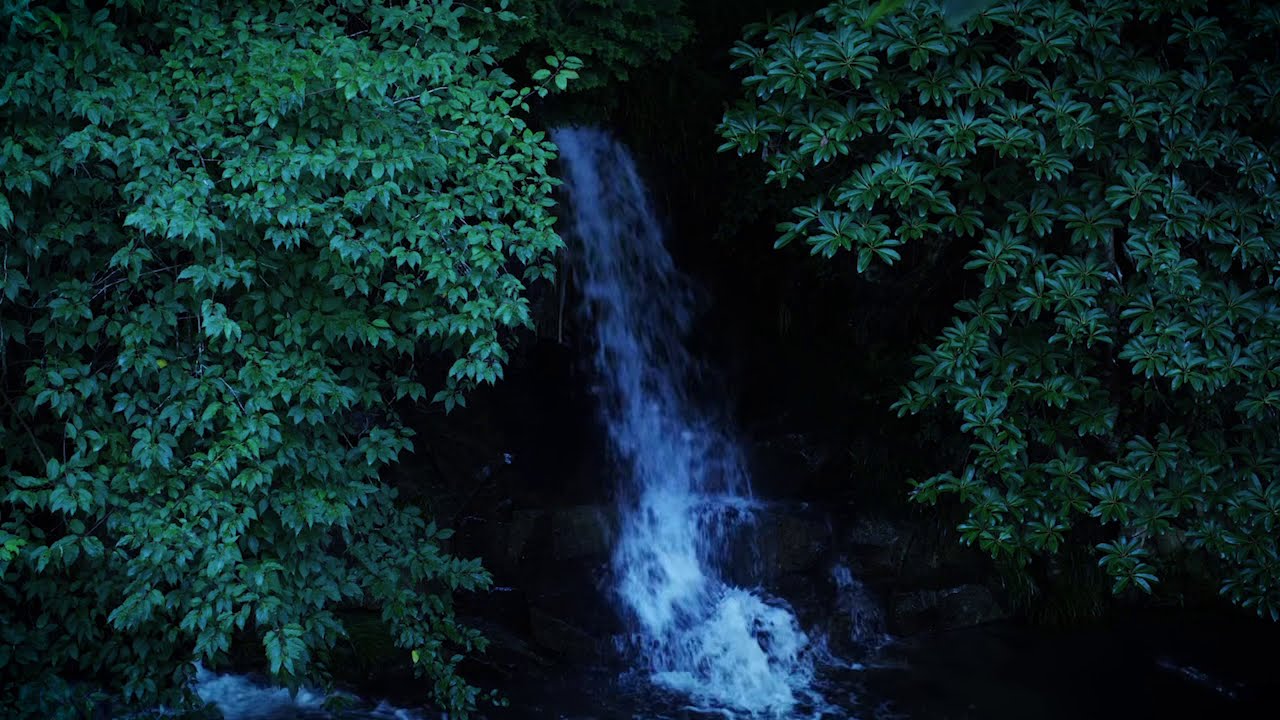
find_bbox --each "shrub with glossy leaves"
[720,0,1280,618]
[476,0,693,90]
[0,1,578,716]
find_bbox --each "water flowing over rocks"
[555,126,823,714]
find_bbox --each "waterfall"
[553,127,818,715]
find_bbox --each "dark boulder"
[529,607,604,662]
[889,583,1006,635]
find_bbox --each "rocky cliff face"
[423,372,1010,684]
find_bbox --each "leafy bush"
[476,0,693,90]
[0,1,577,716]
[720,0,1280,618]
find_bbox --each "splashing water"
[190,665,421,720]
[832,563,892,653]
[192,666,325,719]
[554,126,819,715]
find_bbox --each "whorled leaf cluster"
[0,0,578,716]
[720,0,1280,617]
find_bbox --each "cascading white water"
[553,126,818,715]
[189,664,420,720]
[832,563,892,652]
[191,666,326,719]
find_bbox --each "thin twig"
[1,389,49,467]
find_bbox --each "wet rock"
[847,515,903,548]
[551,504,614,562]
[1155,657,1244,701]
[752,507,832,581]
[464,617,552,679]
[890,584,1006,635]
[855,519,989,590]
[776,432,832,472]
[843,514,907,578]
[896,541,984,587]
[746,429,841,498]
[504,508,548,567]
[529,607,602,662]
[497,504,614,570]
[828,564,892,653]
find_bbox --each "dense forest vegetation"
[721,0,1280,616]
[2,0,1278,718]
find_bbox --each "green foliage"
[0,0,571,716]
[474,0,693,90]
[721,0,1280,618]
[868,0,1001,28]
